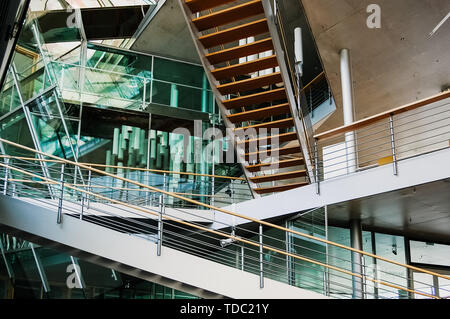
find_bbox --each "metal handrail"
[0,137,448,296]
[315,90,450,141]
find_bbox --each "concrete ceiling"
[300,0,450,134]
[327,178,450,245]
[131,0,201,64]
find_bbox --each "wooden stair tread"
[223,87,286,109]
[244,144,302,159]
[218,72,282,95]
[227,103,289,123]
[250,170,307,183]
[212,55,278,81]
[246,158,304,172]
[199,18,269,49]
[234,117,294,131]
[238,132,298,147]
[192,0,264,31]
[206,38,274,65]
[254,182,308,194]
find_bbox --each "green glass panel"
[374,233,407,299]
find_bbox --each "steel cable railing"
[0,166,442,298]
[0,162,446,300]
[0,138,448,298]
[311,92,450,183]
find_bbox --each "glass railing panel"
[0,79,21,117]
[151,79,214,113]
[26,89,79,161]
[153,56,207,89]
[86,44,153,78]
[54,61,147,110]
[0,110,35,156]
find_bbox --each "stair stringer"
[260,0,315,183]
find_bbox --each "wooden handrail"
[0,161,440,299]
[314,90,450,141]
[0,137,449,291]
[0,155,245,181]
[301,71,325,92]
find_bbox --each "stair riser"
[254,183,308,194]
[212,56,278,81]
[199,19,269,49]
[218,73,282,95]
[206,38,274,65]
[235,119,294,132]
[193,0,264,32]
[228,103,290,123]
[238,133,298,151]
[250,171,307,183]
[223,88,286,110]
[244,146,302,160]
[246,159,305,173]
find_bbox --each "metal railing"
[0,155,252,208]
[0,137,448,299]
[311,91,450,187]
[302,72,332,116]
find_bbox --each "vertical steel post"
[231,180,235,205]
[324,205,330,296]
[259,224,264,289]
[149,56,154,104]
[57,164,65,224]
[211,120,215,207]
[241,245,244,271]
[389,114,398,176]
[362,256,367,299]
[157,195,164,256]
[3,158,9,195]
[163,173,167,200]
[314,139,320,195]
[285,220,294,286]
[85,169,92,209]
[432,275,440,298]
[80,189,85,220]
[142,78,147,110]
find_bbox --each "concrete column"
[340,49,357,173]
[350,219,364,299]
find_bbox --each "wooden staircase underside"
[181,0,310,196]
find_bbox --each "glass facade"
[0,234,198,299]
[0,11,250,207]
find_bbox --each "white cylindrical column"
[340,49,357,173]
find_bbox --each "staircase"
[178,0,314,197]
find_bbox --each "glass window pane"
[410,240,450,267]
[374,233,407,299]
